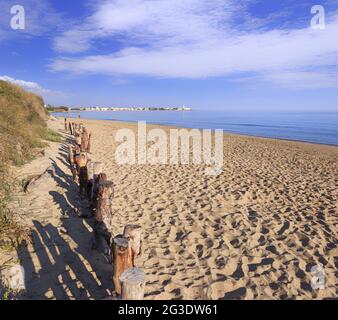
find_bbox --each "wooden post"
[123,224,142,267]
[69,122,72,135]
[93,225,111,256]
[93,182,112,255]
[86,159,93,179]
[91,162,104,201]
[91,172,107,210]
[75,154,86,169]
[95,180,114,224]
[67,144,74,166]
[64,118,68,131]
[71,165,77,182]
[75,154,86,183]
[86,159,93,200]
[69,143,77,181]
[81,129,89,152]
[80,152,87,163]
[74,144,81,156]
[113,236,133,295]
[75,134,81,148]
[79,166,89,196]
[87,133,92,153]
[120,268,145,300]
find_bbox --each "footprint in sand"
[196,244,203,258]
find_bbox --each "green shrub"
[40,128,62,143]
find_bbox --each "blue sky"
[0,0,338,111]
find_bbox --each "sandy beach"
[2,117,337,300]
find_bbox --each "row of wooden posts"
[64,118,146,300]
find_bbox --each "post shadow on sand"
[49,190,115,291]
[17,220,111,299]
[50,164,115,297]
[16,137,114,299]
[55,134,77,167]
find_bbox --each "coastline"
[54,115,338,150]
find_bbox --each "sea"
[53,110,338,146]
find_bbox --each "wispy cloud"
[0,75,65,102]
[53,0,243,53]
[50,0,338,89]
[0,75,49,92]
[259,70,338,89]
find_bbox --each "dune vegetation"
[0,80,61,250]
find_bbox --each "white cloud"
[0,75,48,92]
[53,0,241,53]
[232,69,338,90]
[0,75,66,103]
[51,0,338,89]
[260,70,338,89]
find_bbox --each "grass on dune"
[0,80,60,251]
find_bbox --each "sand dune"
[3,118,337,300]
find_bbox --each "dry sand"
[1,117,337,300]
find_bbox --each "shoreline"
[54,115,338,149]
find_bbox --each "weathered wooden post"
[93,223,111,256]
[92,179,113,254]
[74,144,81,156]
[123,224,142,267]
[77,153,88,191]
[75,154,86,183]
[87,133,92,153]
[91,162,104,201]
[80,152,87,164]
[95,180,114,223]
[113,236,133,295]
[68,144,77,181]
[69,122,73,135]
[79,166,89,196]
[75,134,81,148]
[85,159,93,200]
[64,118,68,131]
[75,152,86,167]
[67,144,74,166]
[71,166,77,182]
[91,172,107,210]
[81,128,89,152]
[120,268,146,300]
[86,159,93,180]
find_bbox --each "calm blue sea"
[53,111,338,146]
